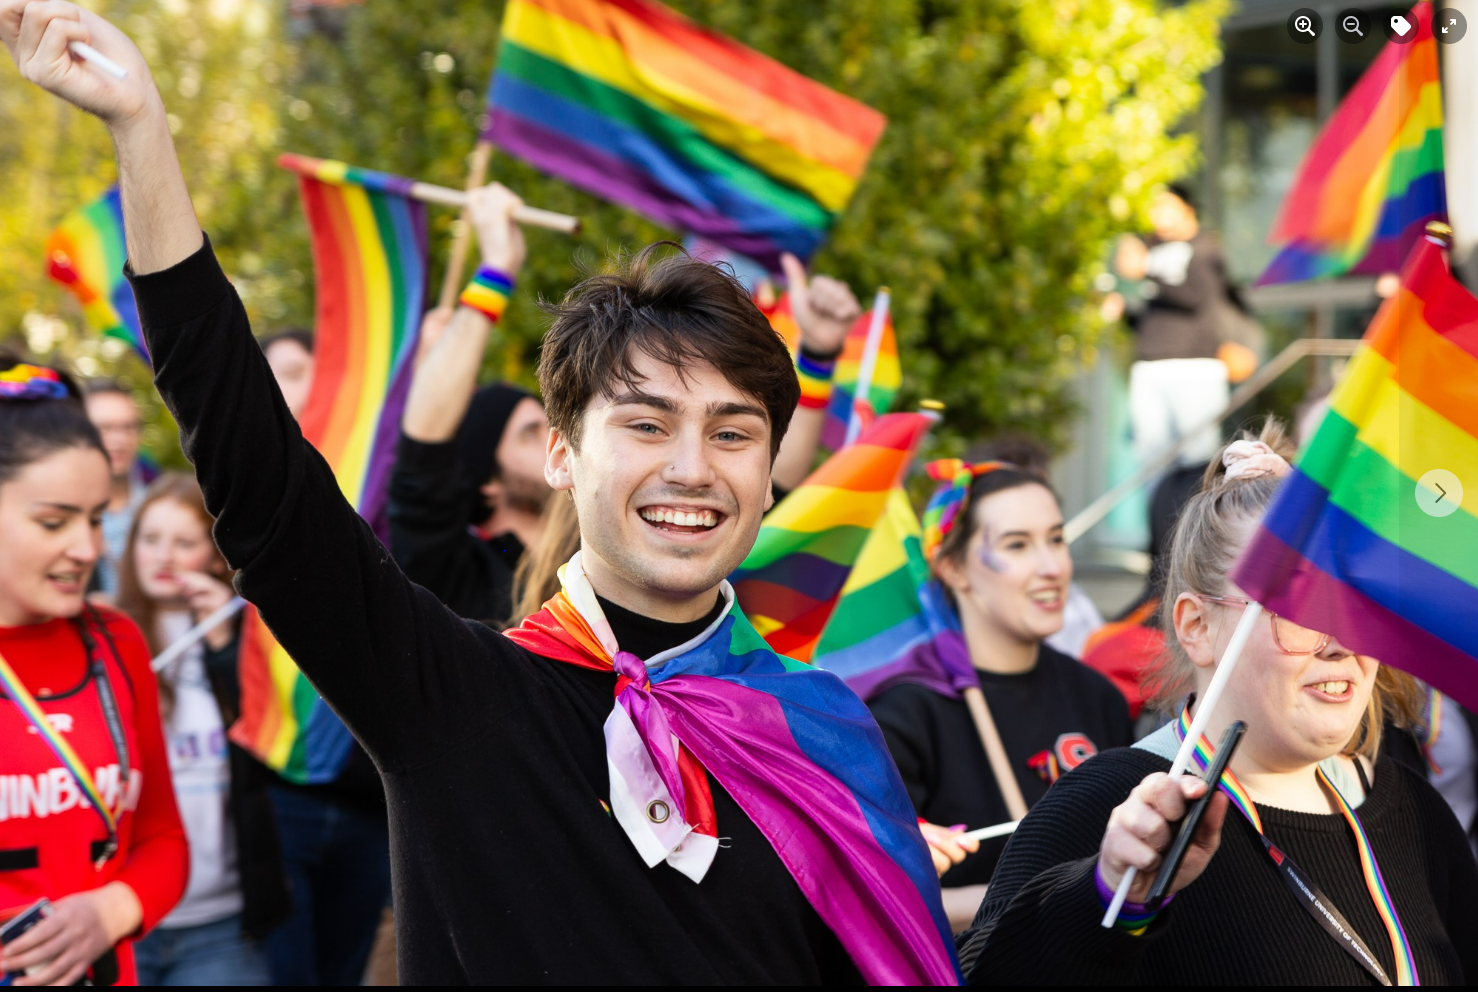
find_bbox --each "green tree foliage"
[1,0,1227,452]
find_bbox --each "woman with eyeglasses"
[0,359,187,986]
[956,420,1478,984]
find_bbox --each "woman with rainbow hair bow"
[0,358,187,986]
[866,457,1132,931]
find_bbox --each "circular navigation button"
[1416,469,1463,517]
[1383,7,1420,43]
[1289,7,1324,43]
[1436,8,1467,43]
[1338,8,1369,43]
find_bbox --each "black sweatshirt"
[132,242,859,985]
[868,644,1132,885]
[387,433,524,626]
[955,747,1478,984]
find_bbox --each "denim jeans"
[264,785,392,986]
[134,914,270,986]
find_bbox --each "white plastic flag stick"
[1100,601,1264,928]
[151,597,247,672]
[842,288,891,447]
[960,820,1020,843]
[69,42,128,80]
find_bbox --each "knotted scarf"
[505,552,961,985]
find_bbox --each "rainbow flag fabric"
[230,154,429,782]
[1232,232,1478,713]
[733,413,931,662]
[46,186,146,360]
[1258,2,1444,286]
[506,553,960,984]
[484,0,886,269]
[765,291,901,449]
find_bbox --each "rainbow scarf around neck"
[1174,705,1418,985]
[505,552,960,985]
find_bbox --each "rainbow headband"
[0,363,69,401]
[921,459,1011,561]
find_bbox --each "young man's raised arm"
[401,187,526,443]
[2,1,507,769]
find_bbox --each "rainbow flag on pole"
[484,0,886,269]
[733,413,931,662]
[765,292,901,449]
[230,155,429,782]
[1258,2,1444,285]
[46,186,145,360]
[1233,230,1478,712]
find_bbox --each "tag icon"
[1391,14,1412,34]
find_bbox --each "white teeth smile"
[1028,590,1062,604]
[639,508,719,529]
[1311,681,1351,695]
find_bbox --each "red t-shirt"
[0,608,187,985]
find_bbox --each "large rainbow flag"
[484,0,886,269]
[230,154,429,782]
[46,186,146,360]
[1258,1,1444,286]
[733,413,931,662]
[1233,231,1478,713]
[765,291,900,449]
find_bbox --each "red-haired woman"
[115,473,286,984]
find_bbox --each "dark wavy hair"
[535,243,799,460]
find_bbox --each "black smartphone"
[1,898,52,987]
[1145,721,1246,911]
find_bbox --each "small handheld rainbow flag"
[46,186,146,360]
[484,0,886,270]
[1258,2,1444,286]
[733,413,931,662]
[230,156,429,783]
[1233,229,1478,713]
[765,291,901,450]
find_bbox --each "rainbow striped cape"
[231,156,429,782]
[46,186,146,360]
[506,557,959,984]
[733,413,932,661]
[1259,2,1444,285]
[1233,232,1478,713]
[764,291,901,449]
[484,0,886,269]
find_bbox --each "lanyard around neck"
[0,612,130,868]
[1175,706,1418,986]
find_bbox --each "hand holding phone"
[1,899,53,986]
[1145,721,1246,910]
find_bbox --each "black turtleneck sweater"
[956,747,1478,984]
[131,241,859,985]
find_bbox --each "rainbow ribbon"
[1175,707,1418,985]
[0,648,120,850]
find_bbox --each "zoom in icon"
[1288,7,1324,43]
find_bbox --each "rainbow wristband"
[1094,864,1173,935]
[460,265,514,323]
[795,351,837,410]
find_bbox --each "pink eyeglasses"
[1196,595,1334,655]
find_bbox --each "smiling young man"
[3,3,957,983]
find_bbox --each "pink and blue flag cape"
[506,554,960,985]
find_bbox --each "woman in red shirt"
[0,360,187,986]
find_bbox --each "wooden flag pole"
[437,140,495,310]
[963,686,1031,822]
